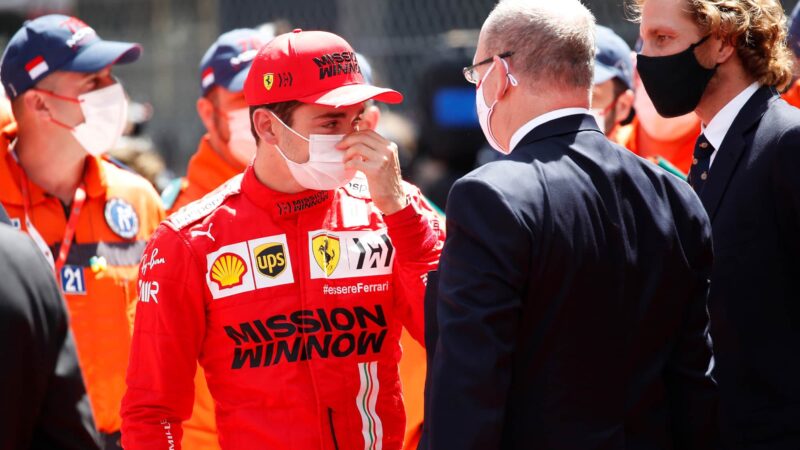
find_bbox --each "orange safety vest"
[0,124,164,433]
[613,116,699,175]
[165,135,241,214]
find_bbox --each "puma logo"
[191,224,215,242]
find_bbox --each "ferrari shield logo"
[312,233,340,276]
[263,73,274,91]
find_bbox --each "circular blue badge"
[104,198,139,239]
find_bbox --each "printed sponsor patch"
[308,230,394,279]
[140,247,166,276]
[275,191,330,216]
[60,265,86,295]
[104,198,139,239]
[138,280,159,304]
[210,253,248,289]
[343,172,371,199]
[206,242,255,299]
[247,234,294,289]
[206,234,294,300]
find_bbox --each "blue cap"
[789,3,800,58]
[0,14,141,100]
[594,25,633,90]
[199,28,270,96]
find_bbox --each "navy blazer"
[700,86,800,449]
[423,114,718,450]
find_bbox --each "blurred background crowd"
[12,0,800,210]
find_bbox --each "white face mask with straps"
[476,58,518,155]
[41,83,128,157]
[226,108,257,165]
[269,111,356,191]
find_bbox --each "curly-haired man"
[635,1,800,448]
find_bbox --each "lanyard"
[17,163,87,274]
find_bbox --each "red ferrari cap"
[244,29,403,107]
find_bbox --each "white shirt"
[702,82,760,167]
[509,108,591,151]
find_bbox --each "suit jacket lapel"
[701,86,777,220]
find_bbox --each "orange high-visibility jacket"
[613,116,699,175]
[0,124,164,433]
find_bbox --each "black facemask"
[637,35,717,118]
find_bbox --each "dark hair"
[249,100,301,142]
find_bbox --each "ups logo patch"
[254,242,286,278]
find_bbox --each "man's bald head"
[480,0,596,91]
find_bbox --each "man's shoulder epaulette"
[166,174,242,230]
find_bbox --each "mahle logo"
[254,242,286,278]
[210,253,248,289]
[312,233,340,276]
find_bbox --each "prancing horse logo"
[311,233,340,277]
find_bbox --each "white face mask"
[70,83,128,156]
[476,59,517,155]
[226,108,257,165]
[270,112,356,191]
[634,81,698,141]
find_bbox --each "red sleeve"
[383,185,445,345]
[121,224,206,449]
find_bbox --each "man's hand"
[338,130,407,215]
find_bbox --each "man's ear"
[253,108,278,144]
[491,54,515,102]
[615,89,635,125]
[361,105,381,131]
[21,90,51,122]
[196,97,216,133]
[711,35,736,65]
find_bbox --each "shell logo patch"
[210,253,248,289]
[205,235,293,300]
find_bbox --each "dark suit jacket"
[700,86,800,449]
[0,210,100,449]
[423,115,718,450]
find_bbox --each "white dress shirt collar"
[509,108,591,151]
[702,82,760,156]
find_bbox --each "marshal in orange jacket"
[0,124,164,435]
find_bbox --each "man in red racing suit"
[121,29,444,450]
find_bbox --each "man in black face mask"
[635,0,800,448]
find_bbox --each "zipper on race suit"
[328,407,341,450]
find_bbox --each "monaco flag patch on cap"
[25,56,49,80]
[201,67,215,89]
